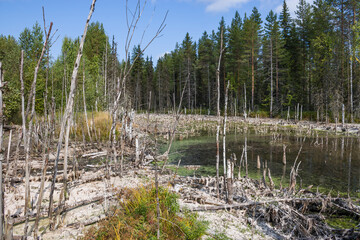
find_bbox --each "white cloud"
[198,0,250,12]
[275,0,314,17]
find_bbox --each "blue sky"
[0,0,313,61]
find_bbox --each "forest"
[0,0,360,239]
[1,0,360,123]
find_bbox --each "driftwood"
[12,193,117,226]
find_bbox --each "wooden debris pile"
[172,175,360,239]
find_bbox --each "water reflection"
[169,128,360,194]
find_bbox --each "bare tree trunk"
[349,42,354,122]
[82,59,92,141]
[160,71,188,172]
[216,27,224,198]
[5,129,12,174]
[283,144,287,165]
[243,83,247,120]
[24,22,53,238]
[223,81,229,195]
[251,47,255,111]
[245,136,248,178]
[33,43,52,237]
[155,161,160,239]
[48,1,96,229]
[104,40,108,102]
[34,92,50,240]
[270,39,273,118]
[0,62,4,240]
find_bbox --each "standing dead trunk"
[282,144,287,165]
[342,104,345,127]
[82,58,92,142]
[243,83,247,120]
[270,38,273,118]
[48,0,96,229]
[216,27,224,198]
[244,136,248,178]
[155,161,160,240]
[34,99,50,240]
[34,42,52,238]
[223,81,229,194]
[5,129,12,178]
[0,62,4,240]
[161,71,188,172]
[227,153,236,204]
[251,46,255,111]
[349,43,354,123]
[24,22,53,238]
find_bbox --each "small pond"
[165,127,360,196]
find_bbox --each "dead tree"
[48,0,96,230]
[270,38,273,118]
[223,81,229,195]
[0,62,4,240]
[82,58,92,142]
[109,0,167,173]
[34,39,52,238]
[23,21,53,238]
[216,27,224,198]
[160,70,188,171]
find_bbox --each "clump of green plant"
[82,186,208,240]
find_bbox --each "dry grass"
[71,111,121,141]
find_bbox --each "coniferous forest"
[1,0,360,239]
[0,0,360,123]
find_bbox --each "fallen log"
[184,197,360,214]
[12,193,117,226]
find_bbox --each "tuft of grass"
[82,185,208,240]
[71,111,121,142]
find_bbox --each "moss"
[326,215,359,229]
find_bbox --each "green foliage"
[3,1,360,122]
[0,35,21,122]
[82,186,208,240]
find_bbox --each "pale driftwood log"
[185,197,354,212]
[13,193,117,226]
[49,0,96,230]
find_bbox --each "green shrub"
[82,185,208,240]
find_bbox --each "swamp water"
[166,127,360,196]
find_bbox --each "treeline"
[1,0,360,123]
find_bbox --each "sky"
[0,0,313,62]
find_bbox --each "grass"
[82,185,208,240]
[70,111,121,142]
[325,215,359,229]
